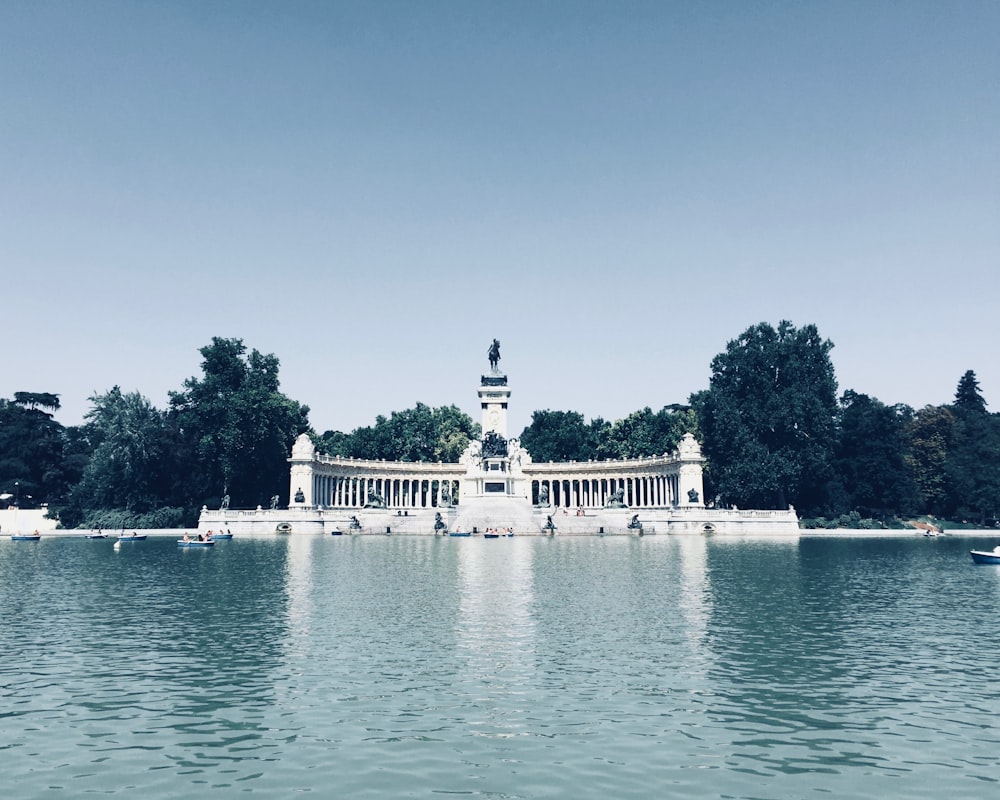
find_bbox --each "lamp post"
[14,481,20,508]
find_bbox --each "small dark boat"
[449,531,472,537]
[970,548,1000,565]
[330,530,343,536]
[483,533,499,539]
[10,534,41,541]
[118,534,148,542]
[210,533,233,540]
[85,533,107,539]
[178,539,215,548]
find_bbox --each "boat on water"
[449,531,472,537]
[178,539,215,548]
[10,534,41,541]
[970,546,1000,564]
[483,533,499,538]
[85,533,107,539]
[118,534,148,542]
[330,530,343,536]
[209,532,233,540]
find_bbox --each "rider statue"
[488,339,501,371]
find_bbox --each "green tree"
[944,410,1000,524]
[595,405,697,460]
[317,404,479,462]
[0,392,68,507]
[905,405,955,516]
[832,391,918,519]
[69,387,170,514]
[953,370,987,413]
[169,338,311,510]
[691,321,838,513]
[519,410,593,462]
[431,405,481,462]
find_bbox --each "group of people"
[484,527,514,535]
[181,529,230,542]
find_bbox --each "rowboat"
[449,531,472,537]
[209,532,233,540]
[118,534,148,542]
[970,547,1000,565]
[10,534,41,541]
[85,533,107,539]
[483,533,499,539]
[177,539,215,548]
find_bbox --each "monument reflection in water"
[3,534,1000,799]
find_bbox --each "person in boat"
[197,532,205,541]
[182,532,191,542]
[205,531,213,540]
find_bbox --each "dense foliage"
[168,338,311,510]
[315,403,480,463]
[519,406,697,462]
[16,338,311,528]
[3,326,999,528]
[0,393,79,508]
[691,321,839,512]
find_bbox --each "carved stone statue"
[269,494,279,510]
[433,512,446,531]
[543,515,556,532]
[487,338,501,371]
[605,488,626,508]
[627,514,642,529]
[349,515,362,530]
[220,494,230,510]
[536,484,550,507]
[294,487,305,504]
[364,489,386,509]
[440,484,451,505]
[482,431,508,458]
[687,488,700,504]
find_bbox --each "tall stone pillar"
[676,433,706,507]
[289,433,317,508]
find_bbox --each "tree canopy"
[692,321,838,513]
[953,369,987,413]
[0,392,74,508]
[831,391,918,519]
[316,403,480,462]
[169,337,311,510]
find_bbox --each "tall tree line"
[3,326,999,527]
[1,338,311,528]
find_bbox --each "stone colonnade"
[522,436,706,510]
[527,473,681,509]
[288,433,706,512]
[311,474,462,509]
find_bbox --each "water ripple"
[2,535,1000,797]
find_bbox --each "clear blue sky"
[3,1,998,436]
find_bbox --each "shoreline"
[9,527,1000,539]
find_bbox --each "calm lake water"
[2,533,999,799]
